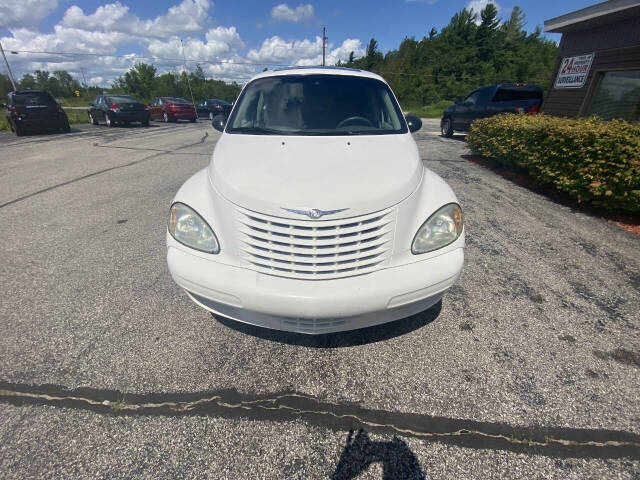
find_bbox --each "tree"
[342,5,557,107]
[113,62,157,99]
[18,73,36,90]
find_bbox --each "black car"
[3,90,70,136]
[196,98,232,120]
[88,94,149,127]
[440,83,543,137]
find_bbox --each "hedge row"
[466,114,640,212]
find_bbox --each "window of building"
[586,70,640,122]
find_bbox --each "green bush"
[467,114,640,212]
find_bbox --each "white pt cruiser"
[167,67,464,334]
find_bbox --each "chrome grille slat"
[236,207,396,280]
[241,215,392,238]
[239,226,393,247]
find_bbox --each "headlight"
[412,203,463,254]
[168,202,219,254]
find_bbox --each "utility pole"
[79,66,88,89]
[0,40,17,91]
[322,27,327,67]
[180,39,197,112]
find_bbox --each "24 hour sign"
[554,53,594,88]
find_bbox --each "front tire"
[209,112,214,121]
[106,113,115,127]
[14,123,24,136]
[441,116,453,137]
[89,113,98,125]
[61,119,71,133]
[163,112,169,123]
[190,117,196,123]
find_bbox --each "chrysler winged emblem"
[281,207,349,219]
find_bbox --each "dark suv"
[4,90,70,136]
[440,83,543,137]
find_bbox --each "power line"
[7,49,293,67]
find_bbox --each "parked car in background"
[3,90,70,136]
[149,97,197,123]
[440,83,543,137]
[167,67,464,335]
[88,94,149,127]
[196,99,232,120]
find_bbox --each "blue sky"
[0,0,596,85]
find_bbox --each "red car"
[149,97,197,123]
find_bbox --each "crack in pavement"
[91,143,210,156]
[1,382,638,460]
[0,131,209,209]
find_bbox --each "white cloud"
[147,27,244,60]
[247,36,363,67]
[0,0,58,29]
[61,0,212,39]
[270,3,314,22]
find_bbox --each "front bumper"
[167,244,464,334]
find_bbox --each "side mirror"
[405,114,422,133]
[211,114,227,132]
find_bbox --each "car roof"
[248,66,387,84]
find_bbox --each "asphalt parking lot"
[0,119,639,479]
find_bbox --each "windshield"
[226,74,407,135]
[13,92,56,106]
[106,95,139,104]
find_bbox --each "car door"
[466,87,492,125]
[156,98,165,119]
[196,101,206,117]
[89,96,99,120]
[455,90,481,130]
[95,96,107,121]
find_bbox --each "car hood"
[209,133,423,219]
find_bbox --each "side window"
[92,96,100,105]
[464,91,481,105]
[158,99,163,106]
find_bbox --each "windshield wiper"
[226,126,287,135]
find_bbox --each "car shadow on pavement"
[213,300,442,348]
[331,429,426,480]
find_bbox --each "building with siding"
[542,0,640,121]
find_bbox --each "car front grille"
[237,207,396,280]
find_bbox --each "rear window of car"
[165,97,190,104]
[13,92,56,106]
[106,95,138,104]
[493,88,542,102]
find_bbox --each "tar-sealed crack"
[0,382,638,460]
